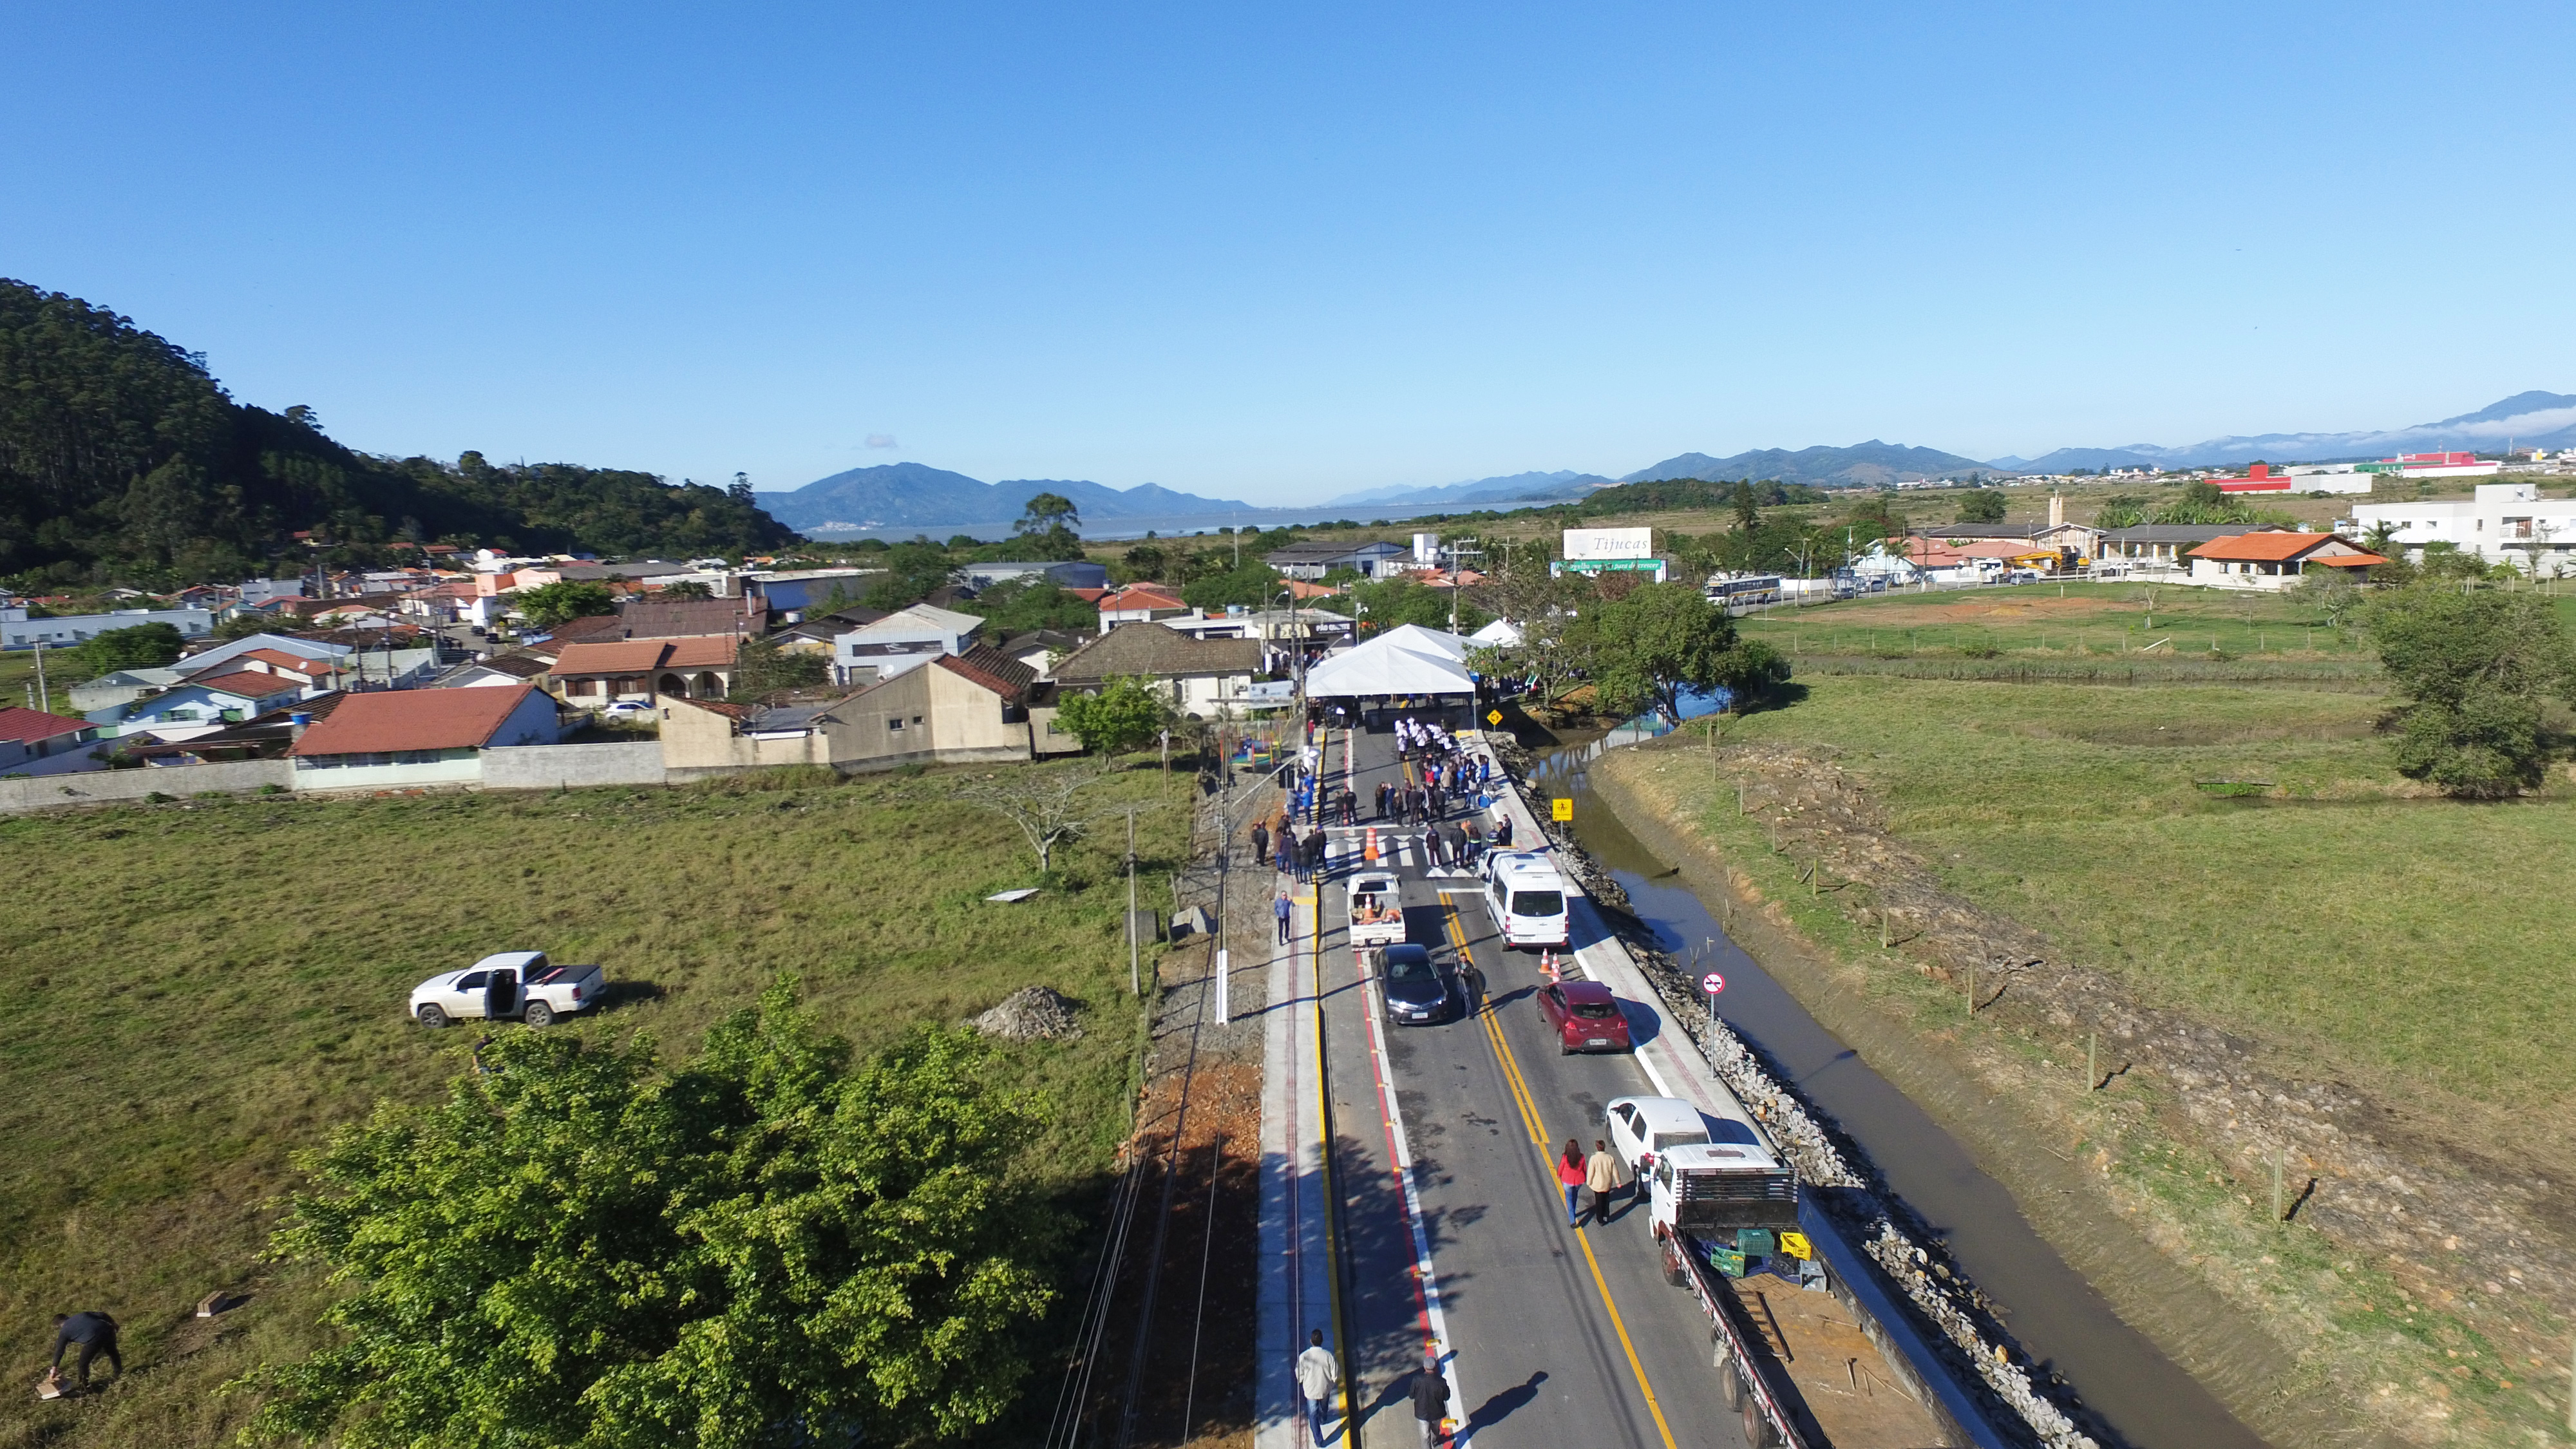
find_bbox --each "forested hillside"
[0,279,795,587]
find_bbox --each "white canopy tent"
[1468,618,1521,647]
[1302,623,1480,697]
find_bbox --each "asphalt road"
[1307,721,1752,1449]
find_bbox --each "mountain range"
[762,390,2573,538]
[1321,469,1613,509]
[756,463,1255,533]
[1985,392,2576,473]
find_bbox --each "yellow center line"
[1441,895,1679,1449]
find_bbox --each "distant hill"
[1621,440,1995,487]
[1321,469,1611,509]
[1990,392,2576,471]
[0,278,794,585]
[757,464,1253,534]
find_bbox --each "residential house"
[430,653,553,688]
[68,667,187,714]
[997,629,1086,680]
[90,671,306,739]
[1263,540,1412,580]
[126,693,348,765]
[549,636,739,704]
[0,706,102,777]
[659,644,1074,775]
[1095,583,1188,629]
[2184,531,2387,590]
[1050,623,1262,720]
[1160,607,1354,671]
[2,604,214,650]
[290,683,561,789]
[832,604,983,686]
[956,560,1110,591]
[2095,525,2267,569]
[741,568,880,617]
[2347,483,2576,576]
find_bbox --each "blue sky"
[6,2,2568,504]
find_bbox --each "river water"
[1525,717,2273,1449]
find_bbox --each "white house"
[2345,483,2576,576]
[3,605,214,650]
[2184,531,2386,591]
[833,604,983,685]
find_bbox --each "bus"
[1703,573,1783,610]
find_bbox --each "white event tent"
[1302,623,1481,698]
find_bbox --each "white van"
[1484,854,1570,950]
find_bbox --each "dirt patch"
[1593,737,2576,1448]
[1792,596,2140,628]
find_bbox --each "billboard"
[1562,527,1653,561]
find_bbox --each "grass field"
[1711,674,2576,1122]
[0,762,1194,1448]
[1737,579,2385,659]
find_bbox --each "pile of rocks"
[972,986,1083,1042]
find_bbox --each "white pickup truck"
[1345,871,1406,948]
[410,951,606,1029]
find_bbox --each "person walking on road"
[1253,819,1271,866]
[1295,1329,1341,1446]
[1586,1139,1624,1225]
[1459,957,1484,1017]
[50,1312,120,1388]
[1410,1349,1451,1448]
[1304,828,1328,882]
[1556,1140,1586,1227]
[1275,891,1294,945]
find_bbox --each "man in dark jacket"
[1410,1350,1450,1446]
[1252,820,1270,866]
[52,1312,120,1387]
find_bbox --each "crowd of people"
[1249,713,1511,893]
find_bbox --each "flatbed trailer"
[1658,1217,1947,1448]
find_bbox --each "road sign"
[1551,798,1573,821]
[1701,971,1727,996]
[1486,708,1502,725]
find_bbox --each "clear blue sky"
[6,3,2568,504]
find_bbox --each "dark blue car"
[1377,943,1455,1025]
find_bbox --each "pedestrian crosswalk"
[1317,826,1476,877]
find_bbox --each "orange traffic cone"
[1363,827,1379,865]
[1541,950,1560,982]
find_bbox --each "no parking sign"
[1701,971,1727,998]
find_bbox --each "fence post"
[2087,1031,2097,1092]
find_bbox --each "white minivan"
[1484,853,1570,950]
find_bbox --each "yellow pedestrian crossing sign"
[1551,798,1573,821]
[1486,709,1502,725]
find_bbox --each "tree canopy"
[2365,585,2576,797]
[1953,488,2007,522]
[515,580,618,627]
[68,621,186,677]
[1052,675,1171,756]
[0,279,795,589]
[237,983,1057,1448]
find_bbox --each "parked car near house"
[598,700,655,721]
[410,951,606,1028]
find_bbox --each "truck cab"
[1345,871,1406,948]
[1647,1142,1799,1238]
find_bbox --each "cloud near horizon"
[864,434,898,450]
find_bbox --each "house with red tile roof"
[2185,531,2387,590]
[0,706,102,777]
[1095,583,1188,629]
[547,636,740,705]
[289,683,561,788]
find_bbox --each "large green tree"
[1052,675,1171,755]
[2365,585,2576,797]
[238,984,1057,1448]
[515,580,618,627]
[1569,581,1787,722]
[69,621,186,677]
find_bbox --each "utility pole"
[32,641,49,714]
[1127,808,1141,996]
[1446,538,1482,634]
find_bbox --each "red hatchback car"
[1536,980,1632,1054]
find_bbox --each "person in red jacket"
[1555,1139,1586,1228]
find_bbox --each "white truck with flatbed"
[1627,1095,1947,1448]
[410,951,605,1029]
[1345,871,1406,948]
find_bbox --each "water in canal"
[1525,711,2271,1449]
